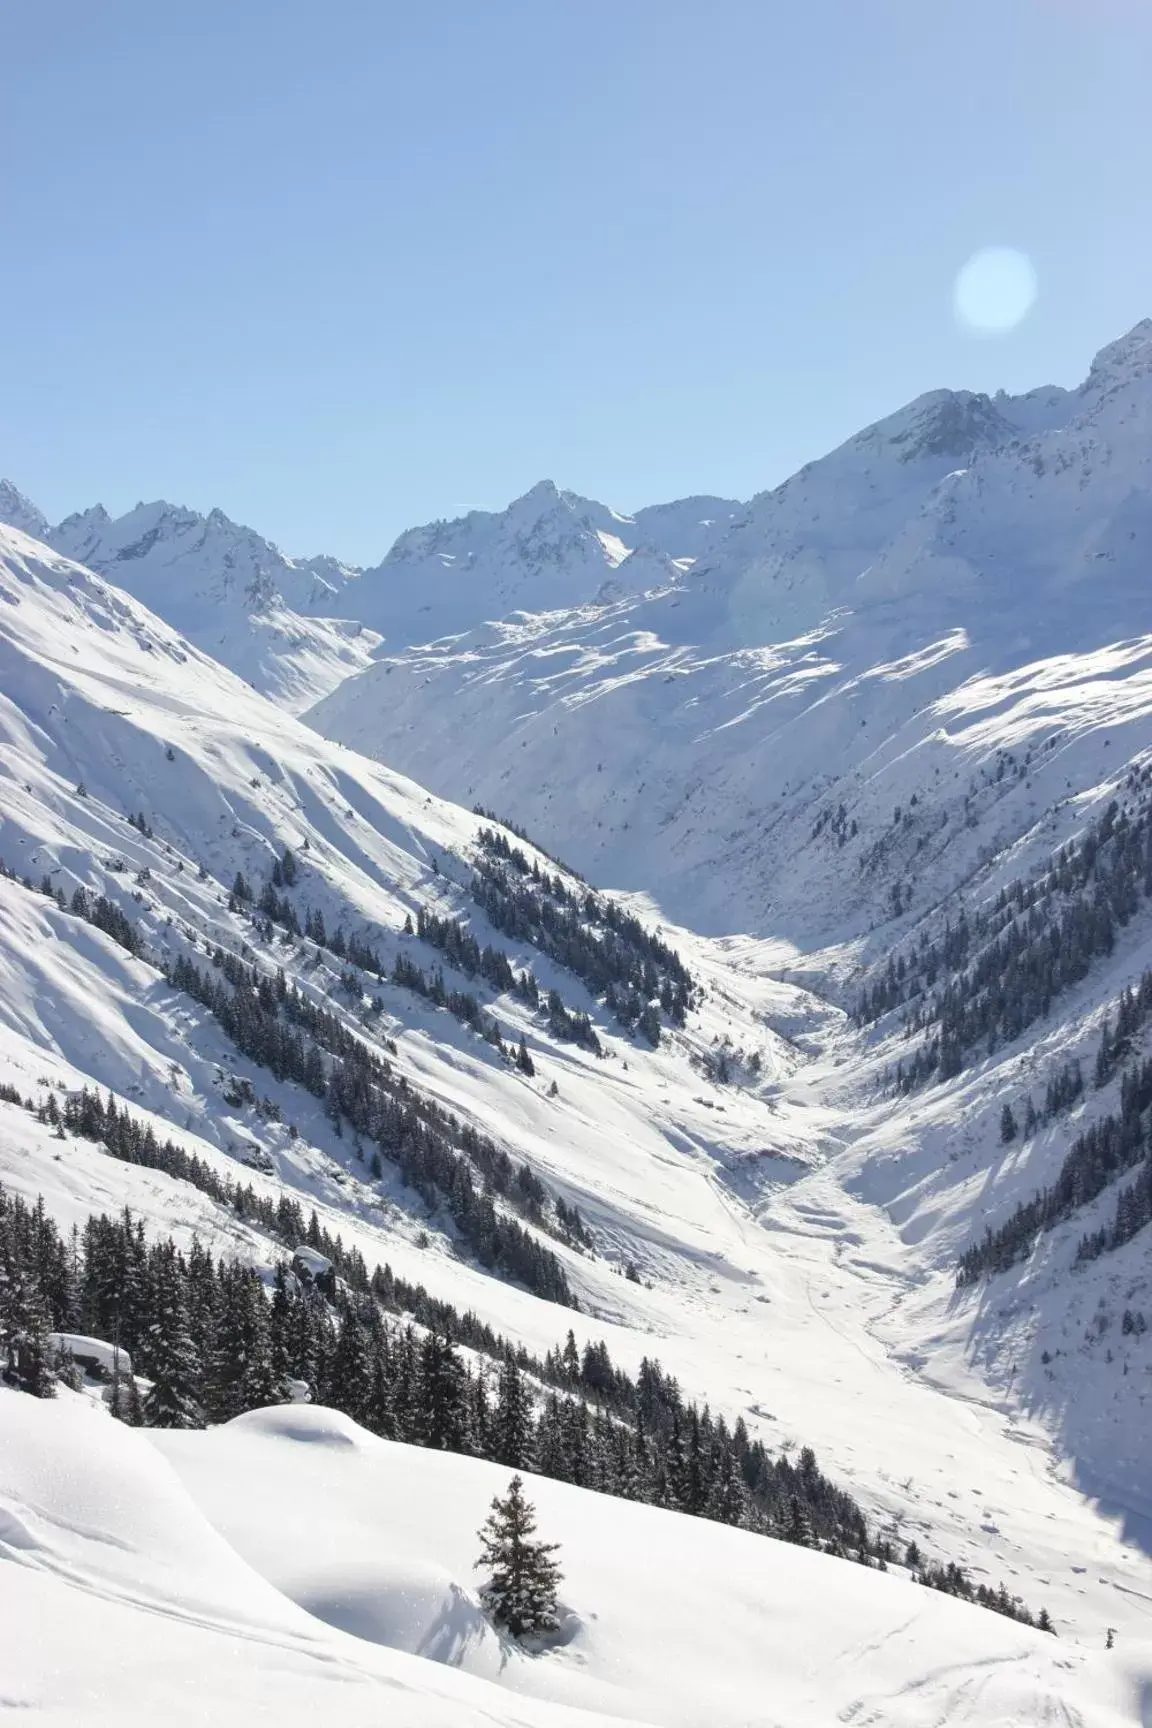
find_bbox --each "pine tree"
[418,1330,471,1452]
[207,1266,278,1420]
[141,1246,203,1429]
[12,1301,55,1398]
[328,1307,374,1424]
[475,1474,562,1638]
[999,1102,1018,1145]
[706,1446,748,1526]
[0,1236,56,1397]
[493,1354,534,1469]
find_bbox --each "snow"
[1,504,1151,1663]
[0,1388,619,1728]
[0,494,379,711]
[335,480,680,646]
[48,1332,132,1376]
[291,1245,334,1279]
[3,1388,1142,1728]
[4,320,1152,1726]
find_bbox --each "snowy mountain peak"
[512,477,566,509]
[885,389,1015,463]
[0,478,50,540]
[2,496,377,712]
[53,501,111,541]
[1082,317,1152,396]
[345,476,677,644]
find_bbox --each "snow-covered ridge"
[341,478,684,645]
[0,493,377,711]
[0,326,1099,700]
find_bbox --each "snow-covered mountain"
[7,322,1152,1728]
[0,491,379,711]
[337,479,691,646]
[310,321,1152,945]
[0,478,50,540]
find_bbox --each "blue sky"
[3,0,1150,563]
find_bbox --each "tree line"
[958,1047,1152,1283]
[167,948,585,1298]
[235,846,591,1071]
[0,861,588,1303]
[0,1141,1049,1630]
[859,789,1152,1089]
[473,827,693,1045]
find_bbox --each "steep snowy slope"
[0,478,49,539]
[682,376,1074,647]
[0,491,379,710]
[3,519,1152,1674]
[302,320,1152,1581]
[0,518,815,1311]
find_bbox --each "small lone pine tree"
[475,1474,562,1639]
[999,1102,1018,1144]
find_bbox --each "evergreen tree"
[207,1265,278,1420]
[475,1474,563,1638]
[418,1330,471,1452]
[328,1306,374,1424]
[706,1445,748,1526]
[0,1237,56,1397]
[141,1246,203,1429]
[999,1102,1018,1145]
[108,1353,144,1426]
[493,1353,534,1469]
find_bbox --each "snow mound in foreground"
[156,1404,1144,1728]
[0,1389,626,1728]
[228,1403,369,1448]
[291,1554,498,1660]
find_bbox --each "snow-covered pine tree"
[327,1306,374,1424]
[206,1263,278,1421]
[141,1244,204,1429]
[0,1241,56,1397]
[493,1353,534,1469]
[475,1474,562,1639]
[418,1329,471,1451]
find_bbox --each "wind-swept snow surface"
[2,1389,1142,1728]
[0,1390,632,1728]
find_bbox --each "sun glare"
[953,247,1038,335]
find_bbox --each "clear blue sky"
[3,0,1150,564]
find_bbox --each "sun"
[953,248,1038,335]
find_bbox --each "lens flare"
[953,248,1038,335]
